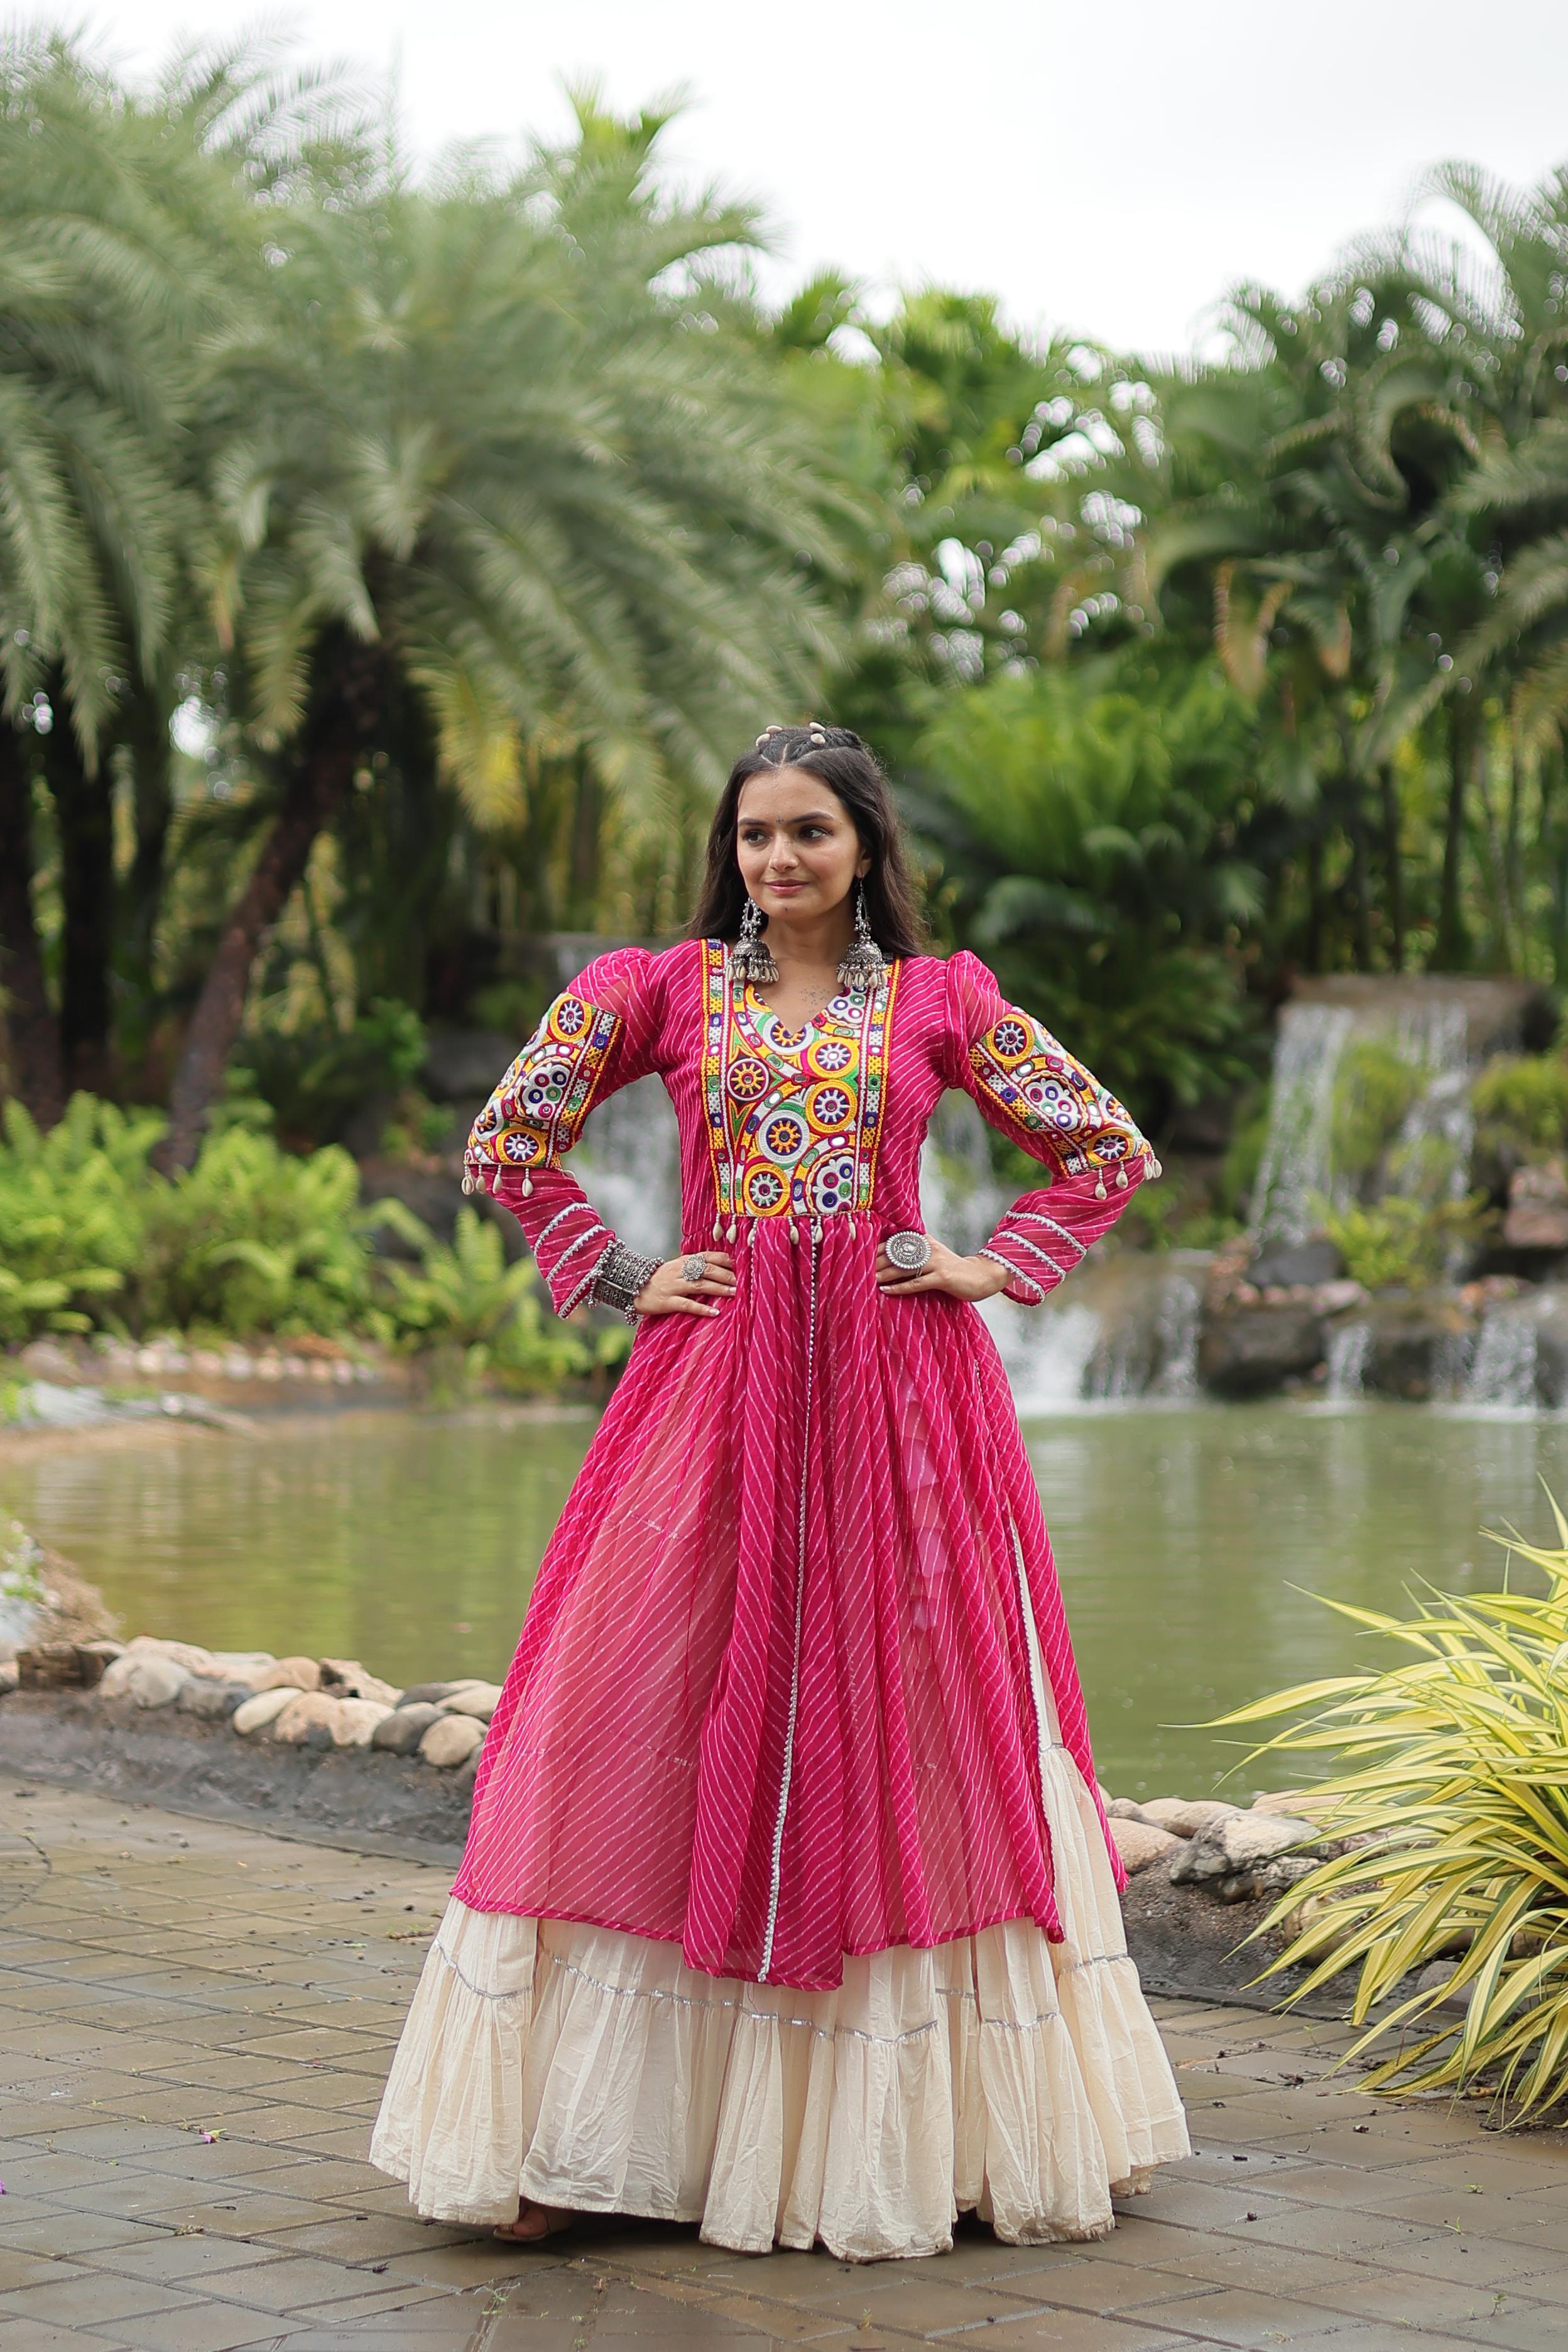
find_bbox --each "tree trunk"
[1303,829,1325,975]
[0,719,65,1124]
[1378,766,1405,971]
[1346,788,1374,971]
[161,631,388,1170]
[40,682,115,1096]
[1433,700,1471,971]
[120,682,173,1026]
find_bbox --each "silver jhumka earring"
[731,895,779,986]
[836,882,886,995]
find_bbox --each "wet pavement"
[3,1784,1566,2351]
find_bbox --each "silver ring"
[680,1253,709,1283]
[885,1229,932,1273]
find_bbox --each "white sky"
[49,0,1568,356]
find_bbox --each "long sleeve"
[463,948,660,1315]
[943,950,1159,1306]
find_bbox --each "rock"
[1138,1797,1241,1839]
[1210,1855,1319,1904]
[1107,1797,1146,1821]
[336,1699,393,1747]
[398,1681,462,1709]
[18,1339,85,1381]
[1415,1960,1471,2015]
[272,1692,350,1746]
[1504,1161,1568,1251]
[1170,1811,1327,1886]
[1356,1295,1474,1403]
[372,1702,444,1755]
[1199,1304,1325,1398]
[420,1713,486,1767]
[232,1687,299,1736]
[124,1635,219,1677]
[97,1652,188,1709]
[199,1652,278,1691]
[1313,1278,1367,1316]
[177,1678,253,1721]
[0,1660,18,1694]
[17,1643,92,1690]
[438,1681,503,1722]
[422,1028,519,1103]
[254,1657,320,1693]
[1248,1238,1343,1290]
[1111,1820,1181,1875]
[319,1658,402,1707]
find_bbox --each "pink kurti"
[449,942,1155,1991]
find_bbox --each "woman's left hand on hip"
[875,1239,1008,1301]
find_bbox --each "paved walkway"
[2,1787,1566,2351]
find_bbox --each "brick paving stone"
[8,1785,1568,2350]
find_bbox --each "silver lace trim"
[426,1933,1068,2044]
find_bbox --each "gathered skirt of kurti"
[371,1553,1188,2260]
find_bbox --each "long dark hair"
[689,724,927,956]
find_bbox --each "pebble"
[254,1657,321,1693]
[336,1698,393,1746]
[1170,1811,1327,1886]
[320,1658,402,1707]
[272,1692,348,1746]
[420,1713,486,1767]
[1138,1797,1243,1839]
[0,1660,19,1694]
[398,1682,462,1709]
[97,1653,188,1709]
[439,1681,503,1722]
[372,1703,444,1755]
[124,1635,219,1677]
[232,1687,299,1736]
[1110,1819,1181,1874]
[177,1678,253,1721]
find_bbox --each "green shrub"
[1214,1502,1568,2121]
[1329,1038,1422,1186]
[1321,1192,1490,1290]
[0,1097,156,1341]
[1473,1053,1568,1163]
[136,1128,379,1337]
[379,1207,587,1390]
[234,999,429,1148]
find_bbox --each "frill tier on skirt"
[371,1742,1187,2262]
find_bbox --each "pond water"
[3,1399,1564,1800]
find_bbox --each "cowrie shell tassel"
[521,1173,533,1197]
[1116,1167,1128,1189]
[727,1218,738,1243]
[788,1219,798,1243]
[1094,1175,1106,1199]
[713,1217,722,1241]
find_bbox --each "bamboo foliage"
[1212,1503,1568,2119]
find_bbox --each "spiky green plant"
[1216,1504,1568,2120]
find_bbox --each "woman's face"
[736,768,869,926]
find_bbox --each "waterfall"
[1250,1004,1356,1244]
[1324,1320,1372,1401]
[1250,988,1479,1246]
[1462,1299,1539,1410]
[1150,1269,1200,1398]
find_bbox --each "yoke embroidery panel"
[700,940,898,1224]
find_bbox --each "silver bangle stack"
[590,1239,662,1324]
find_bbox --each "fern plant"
[1216,1503,1568,2120]
[379,1207,587,1391]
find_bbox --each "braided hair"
[689,722,927,956]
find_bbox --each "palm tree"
[161,94,841,1165]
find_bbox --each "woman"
[373,723,1188,2262]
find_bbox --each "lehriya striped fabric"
[449,942,1158,1987]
